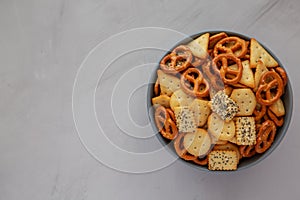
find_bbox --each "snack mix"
[152,32,288,171]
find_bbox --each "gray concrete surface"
[1,0,299,199]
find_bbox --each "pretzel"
[267,108,284,127]
[160,45,193,74]
[255,120,277,153]
[239,145,256,158]
[154,106,178,140]
[180,67,210,97]
[201,61,224,94]
[213,37,247,58]
[173,133,197,161]
[154,79,160,96]
[253,103,267,122]
[212,53,243,84]
[273,67,287,87]
[256,71,283,106]
[193,156,208,166]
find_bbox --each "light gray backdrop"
[1,0,299,199]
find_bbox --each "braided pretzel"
[154,106,178,140]
[255,120,277,153]
[239,145,256,158]
[173,133,197,161]
[256,71,283,106]
[212,53,243,84]
[160,45,193,74]
[180,67,210,97]
[213,37,247,58]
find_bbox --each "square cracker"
[250,38,278,68]
[235,117,256,145]
[207,113,235,142]
[187,33,210,59]
[208,150,238,170]
[229,60,255,88]
[189,99,211,127]
[230,88,256,116]
[157,70,181,96]
[173,107,197,133]
[254,60,268,92]
[170,89,194,111]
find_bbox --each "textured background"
[1,0,299,199]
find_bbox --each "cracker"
[250,38,278,68]
[235,117,256,145]
[208,113,235,141]
[210,90,238,121]
[224,86,233,96]
[183,128,211,157]
[269,98,285,117]
[229,60,255,88]
[209,32,228,49]
[228,134,237,144]
[190,99,211,127]
[213,143,242,161]
[187,33,210,59]
[208,150,238,170]
[170,89,194,111]
[254,60,268,92]
[152,95,170,108]
[173,106,197,133]
[157,70,181,96]
[230,88,256,116]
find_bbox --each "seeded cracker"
[235,117,256,145]
[173,107,197,133]
[210,90,238,122]
[208,150,238,170]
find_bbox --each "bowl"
[147,30,293,172]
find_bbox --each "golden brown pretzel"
[154,79,160,96]
[173,133,197,161]
[154,106,178,140]
[201,61,224,94]
[193,156,208,166]
[256,71,283,106]
[239,145,256,158]
[255,120,277,153]
[267,108,284,127]
[253,103,267,122]
[274,67,287,87]
[213,37,247,58]
[180,67,210,97]
[212,53,243,84]
[160,45,193,74]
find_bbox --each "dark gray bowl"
[147,30,293,172]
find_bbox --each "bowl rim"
[147,30,293,172]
